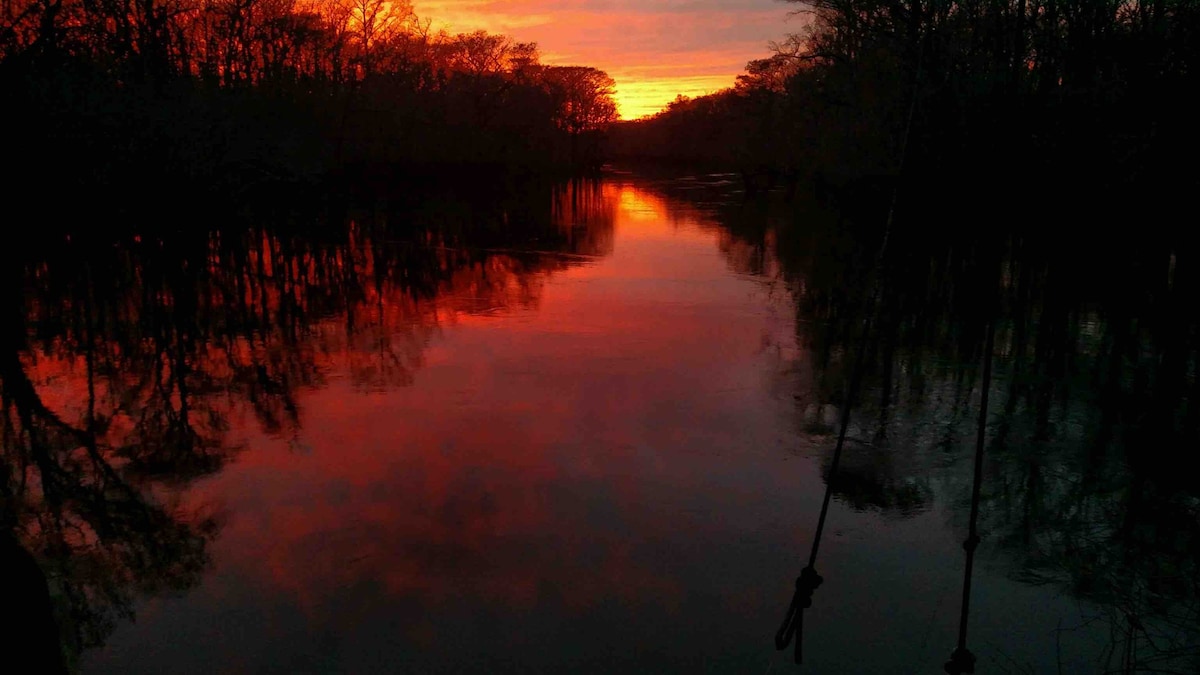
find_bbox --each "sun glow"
[412,0,789,119]
[610,76,732,119]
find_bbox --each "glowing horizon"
[414,1,799,119]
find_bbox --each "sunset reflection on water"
[9,175,1138,674]
[68,177,814,673]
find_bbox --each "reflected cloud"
[3,179,618,666]
[60,174,813,673]
[9,172,1194,673]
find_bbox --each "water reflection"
[2,173,1196,673]
[3,180,616,670]
[82,178,805,674]
[756,184,1200,671]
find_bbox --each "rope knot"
[962,534,980,553]
[796,565,823,607]
[944,646,976,674]
[775,565,823,663]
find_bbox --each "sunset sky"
[415,0,802,119]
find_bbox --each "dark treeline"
[0,180,615,670]
[610,0,1200,225]
[2,0,619,203]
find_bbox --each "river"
[5,172,1196,673]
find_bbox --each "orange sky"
[415,0,803,119]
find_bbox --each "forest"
[611,0,1200,231]
[2,0,620,206]
[11,0,1199,227]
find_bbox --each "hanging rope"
[774,564,822,661]
[774,285,876,664]
[945,306,997,675]
[775,31,927,667]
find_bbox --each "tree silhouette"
[610,0,1200,213]
[3,0,625,192]
[542,65,618,168]
[543,66,618,136]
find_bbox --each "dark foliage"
[1,0,620,200]
[610,0,1200,227]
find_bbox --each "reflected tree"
[0,178,620,666]
[683,178,1199,670]
[0,261,220,670]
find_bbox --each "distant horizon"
[415,0,799,118]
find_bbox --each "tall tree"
[543,65,618,136]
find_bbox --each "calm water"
[5,173,1197,673]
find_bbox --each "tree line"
[2,0,619,202]
[610,0,1200,225]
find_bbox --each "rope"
[775,565,823,663]
[945,307,997,675]
[774,289,874,664]
[774,25,927,668]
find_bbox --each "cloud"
[413,0,802,117]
